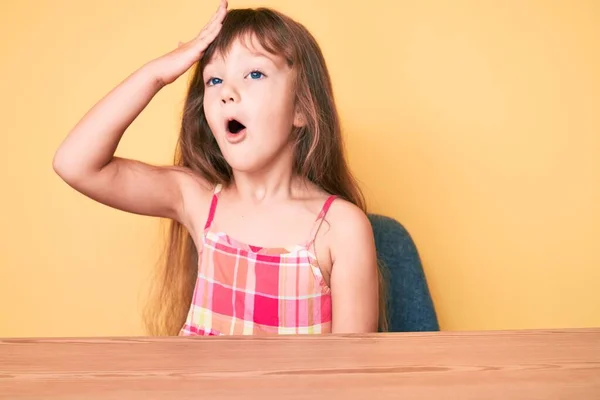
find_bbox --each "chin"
[223,156,268,174]
[219,139,294,176]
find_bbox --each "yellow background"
[1,0,598,337]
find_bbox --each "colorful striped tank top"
[179,184,336,336]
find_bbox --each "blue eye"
[206,77,222,86]
[248,71,264,80]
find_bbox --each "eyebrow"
[245,47,283,67]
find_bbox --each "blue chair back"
[368,214,439,332]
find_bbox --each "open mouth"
[227,119,246,134]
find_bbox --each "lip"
[223,116,247,144]
[225,128,247,144]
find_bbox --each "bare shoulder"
[326,198,375,257]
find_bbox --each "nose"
[220,83,240,104]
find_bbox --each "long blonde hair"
[144,7,388,335]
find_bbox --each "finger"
[200,11,224,40]
[215,0,228,22]
[207,6,220,25]
[206,18,223,39]
[193,0,227,45]
[196,24,219,47]
[208,7,226,30]
[195,22,222,51]
[197,23,216,43]
[207,0,227,28]
[197,8,225,39]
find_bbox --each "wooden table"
[1,329,599,399]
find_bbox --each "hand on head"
[153,0,228,86]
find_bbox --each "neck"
[229,145,305,203]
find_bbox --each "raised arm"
[52,0,228,221]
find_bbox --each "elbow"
[52,149,67,178]
[52,148,73,182]
[52,147,88,186]
[53,147,113,190]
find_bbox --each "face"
[202,36,301,174]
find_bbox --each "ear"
[293,109,306,128]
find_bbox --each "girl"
[53,0,387,336]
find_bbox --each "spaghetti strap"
[306,195,338,247]
[204,184,223,231]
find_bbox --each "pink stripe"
[320,195,337,218]
[204,193,219,230]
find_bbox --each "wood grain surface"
[1,329,599,399]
